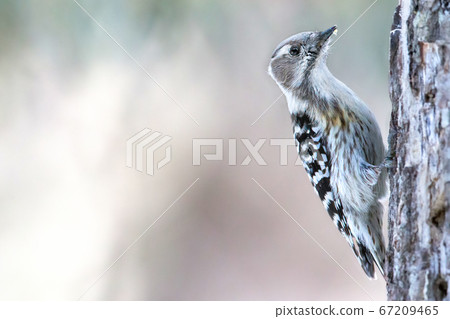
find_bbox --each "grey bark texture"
[387,0,450,300]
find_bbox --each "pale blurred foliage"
[0,0,396,300]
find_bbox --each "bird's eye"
[289,46,300,56]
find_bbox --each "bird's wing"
[293,113,377,278]
[293,113,351,234]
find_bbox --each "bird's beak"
[317,25,337,46]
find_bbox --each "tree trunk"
[387,0,450,300]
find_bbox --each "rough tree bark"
[387,0,450,300]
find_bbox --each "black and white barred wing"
[292,114,377,276]
[293,115,348,232]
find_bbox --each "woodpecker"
[268,26,387,279]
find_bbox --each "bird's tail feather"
[349,201,386,279]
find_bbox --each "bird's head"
[268,26,337,90]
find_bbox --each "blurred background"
[0,0,397,300]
